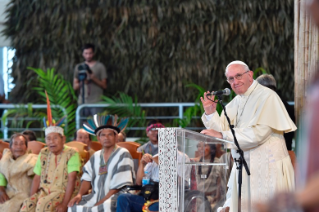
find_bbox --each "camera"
[78,63,92,81]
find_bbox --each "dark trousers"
[116,193,158,212]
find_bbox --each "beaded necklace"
[99,145,117,175]
[235,83,258,127]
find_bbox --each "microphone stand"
[215,94,250,212]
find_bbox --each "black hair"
[198,144,217,178]
[147,119,161,126]
[10,133,28,148]
[82,43,95,53]
[22,130,37,141]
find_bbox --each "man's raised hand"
[200,91,217,115]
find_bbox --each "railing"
[0,101,295,140]
[76,101,295,129]
[0,104,67,139]
[76,103,202,130]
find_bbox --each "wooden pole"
[294,0,319,122]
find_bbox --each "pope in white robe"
[200,61,297,212]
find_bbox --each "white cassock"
[202,81,296,212]
[68,147,135,212]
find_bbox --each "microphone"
[211,88,231,96]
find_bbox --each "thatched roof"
[3,0,294,103]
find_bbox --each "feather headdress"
[83,114,129,136]
[43,91,66,136]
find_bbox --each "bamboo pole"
[295,0,305,122]
[294,0,319,121]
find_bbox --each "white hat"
[225,60,250,75]
[45,126,64,136]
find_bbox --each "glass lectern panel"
[176,129,230,212]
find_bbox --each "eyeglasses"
[226,71,249,83]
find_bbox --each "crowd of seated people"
[0,116,228,212]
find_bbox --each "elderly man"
[117,132,126,142]
[75,129,95,157]
[200,61,296,212]
[0,133,37,212]
[68,114,135,212]
[20,126,81,212]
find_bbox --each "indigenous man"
[200,61,297,212]
[137,120,165,155]
[20,126,81,212]
[75,129,95,157]
[68,114,135,212]
[0,133,37,212]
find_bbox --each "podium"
[158,128,232,212]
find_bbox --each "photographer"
[73,43,107,116]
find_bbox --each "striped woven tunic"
[68,147,135,212]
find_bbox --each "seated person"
[68,114,135,212]
[117,151,191,212]
[137,120,165,155]
[0,133,37,212]
[195,142,225,211]
[22,130,37,142]
[117,153,159,212]
[75,129,95,157]
[20,125,81,212]
[117,132,126,142]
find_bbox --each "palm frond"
[28,67,78,140]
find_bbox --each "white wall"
[0,0,11,47]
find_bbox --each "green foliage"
[1,104,46,139]
[30,67,78,139]
[173,104,201,128]
[173,83,204,128]
[3,0,295,104]
[253,67,269,79]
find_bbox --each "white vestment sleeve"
[202,112,273,151]
[222,124,273,150]
[202,112,226,132]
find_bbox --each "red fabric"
[146,123,165,133]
